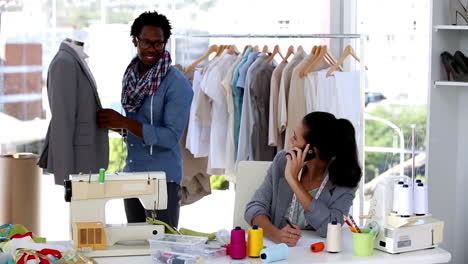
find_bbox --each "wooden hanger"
[312,45,319,55]
[215,45,225,57]
[242,45,251,55]
[187,44,218,71]
[326,45,367,77]
[300,45,332,78]
[297,45,304,53]
[282,45,295,63]
[253,45,260,52]
[228,45,240,55]
[311,45,333,66]
[311,45,342,71]
[325,50,342,70]
[266,45,283,64]
[262,45,270,53]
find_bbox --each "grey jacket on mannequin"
[38,41,109,185]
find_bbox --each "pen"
[348,215,361,233]
[343,216,358,233]
[284,217,296,229]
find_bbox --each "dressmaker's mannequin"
[38,39,109,185]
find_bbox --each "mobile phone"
[286,147,316,161]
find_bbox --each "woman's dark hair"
[302,112,362,188]
[130,11,172,42]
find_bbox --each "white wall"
[427,1,468,263]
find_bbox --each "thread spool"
[310,242,325,253]
[398,184,413,217]
[392,181,404,213]
[247,225,263,257]
[414,182,428,216]
[326,220,341,253]
[227,226,246,259]
[260,243,289,263]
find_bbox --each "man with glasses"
[97,11,193,228]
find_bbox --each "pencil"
[348,215,361,233]
[343,215,358,233]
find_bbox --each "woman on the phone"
[244,111,362,246]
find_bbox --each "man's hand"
[97,109,128,129]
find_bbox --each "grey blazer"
[38,42,109,185]
[244,151,357,237]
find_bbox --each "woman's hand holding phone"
[285,144,310,185]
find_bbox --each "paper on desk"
[295,236,323,248]
[263,236,322,248]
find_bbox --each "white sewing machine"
[366,176,444,254]
[66,172,167,257]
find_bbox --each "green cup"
[352,228,377,256]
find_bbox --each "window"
[357,0,430,213]
[0,0,332,240]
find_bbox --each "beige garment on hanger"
[175,64,211,205]
[284,54,329,150]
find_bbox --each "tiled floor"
[40,173,234,240]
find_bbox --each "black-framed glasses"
[136,38,166,49]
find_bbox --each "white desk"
[93,230,451,264]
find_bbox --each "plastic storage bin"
[152,250,203,264]
[149,234,208,253]
[149,234,226,263]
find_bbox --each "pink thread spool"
[226,226,246,259]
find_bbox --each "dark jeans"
[124,182,181,228]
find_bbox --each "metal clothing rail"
[173,33,362,39]
[173,33,367,225]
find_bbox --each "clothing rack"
[173,33,367,225]
[174,34,361,39]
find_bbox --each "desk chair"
[233,161,272,230]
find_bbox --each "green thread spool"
[99,168,106,183]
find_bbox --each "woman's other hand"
[276,224,302,247]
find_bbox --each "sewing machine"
[366,176,444,254]
[65,172,167,257]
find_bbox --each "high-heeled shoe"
[441,52,468,82]
[450,0,468,25]
[454,50,468,72]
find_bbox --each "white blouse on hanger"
[186,70,211,158]
[333,71,363,145]
[202,52,238,172]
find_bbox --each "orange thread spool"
[310,242,325,253]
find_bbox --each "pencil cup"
[352,228,378,256]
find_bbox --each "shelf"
[434,25,468,31]
[434,81,468,87]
